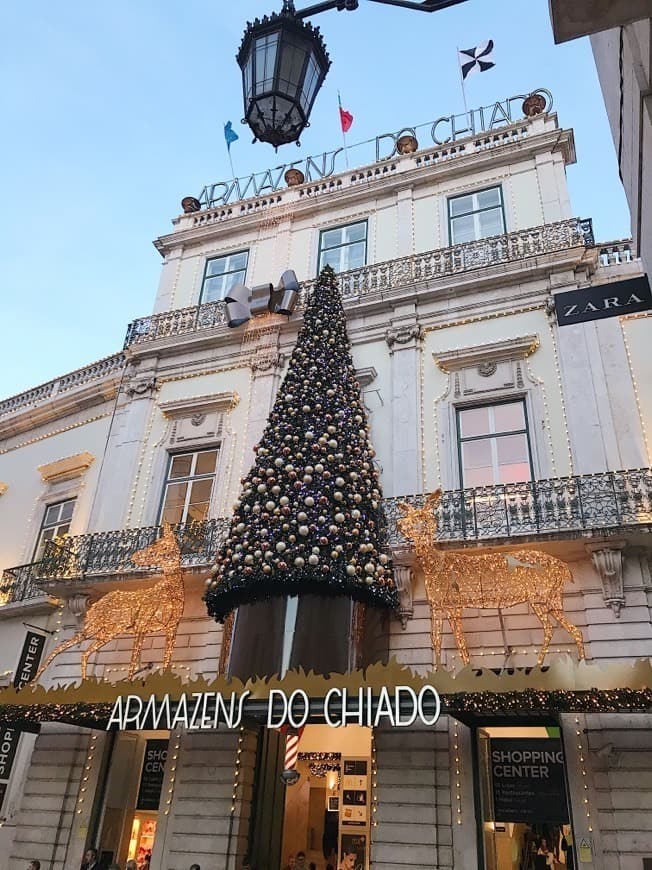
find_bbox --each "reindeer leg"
[33,632,86,683]
[449,609,470,666]
[430,606,443,669]
[128,634,146,680]
[551,609,586,660]
[81,637,112,680]
[162,622,179,672]
[531,602,554,665]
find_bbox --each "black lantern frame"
[237,6,331,148]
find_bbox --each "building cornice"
[434,334,540,372]
[153,122,575,257]
[0,374,122,442]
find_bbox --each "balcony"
[384,467,652,547]
[124,218,594,348]
[0,519,228,605]
[2,469,651,606]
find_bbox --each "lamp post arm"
[291,0,468,17]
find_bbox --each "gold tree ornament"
[33,525,185,682]
[397,491,585,667]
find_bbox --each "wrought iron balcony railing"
[0,564,48,606]
[383,467,652,546]
[3,468,650,605]
[124,218,594,348]
[38,518,229,581]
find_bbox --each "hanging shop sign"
[555,275,652,326]
[197,90,553,208]
[0,726,20,780]
[489,737,569,824]
[136,739,169,811]
[13,630,46,690]
[106,685,441,731]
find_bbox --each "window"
[34,498,76,560]
[200,251,249,303]
[159,449,218,525]
[448,186,505,245]
[457,401,532,488]
[318,221,367,274]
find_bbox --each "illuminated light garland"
[231,726,246,814]
[77,731,99,814]
[125,402,157,527]
[371,730,379,829]
[1,688,652,732]
[424,304,544,335]
[0,412,112,456]
[547,319,574,474]
[453,720,462,824]
[620,318,651,465]
[397,492,585,667]
[575,715,593,832]
[525,358,557,477]
[164,732,182,816]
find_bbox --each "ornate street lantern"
[237,2,331,148]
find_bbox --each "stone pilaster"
[385,321,423,497]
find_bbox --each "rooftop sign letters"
[197,90,553,209]
[106,685,441,731]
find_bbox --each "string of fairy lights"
[370,731,379,830]
[574,715,593,833]
[453,720,462,825]
[231,726,246,815]
[76,731,99,815]
[164,732,182,816]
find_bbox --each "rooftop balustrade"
[124,218,594,348]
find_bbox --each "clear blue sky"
[0,0,630,400]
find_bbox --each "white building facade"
[0,100,651,870]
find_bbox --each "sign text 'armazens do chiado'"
[107,686,441,731]
[198,90,553,209]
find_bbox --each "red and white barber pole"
[280,727,303,787]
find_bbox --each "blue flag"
[224,121,239,151]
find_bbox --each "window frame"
[199,249,249,304]
[447,185,506,246]
[455,398,534,489]
[317,219,368,276]
[157,448,219,526]
[33,497,77,560]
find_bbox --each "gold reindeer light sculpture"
[34,525,185,681]
[397,491,585,667]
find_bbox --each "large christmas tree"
[204,265,397,622]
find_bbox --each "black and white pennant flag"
[459,40,495,81]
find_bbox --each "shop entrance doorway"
[277,725,371,870]
[477,726,576,870]
[96,731,169,870]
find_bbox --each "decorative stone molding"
[160,392,239,448]
[38,452,95,484]
[159,392,239,419]
[434,334,539,373]
[251,352,286,373]
[393,564,414,629]
[125,376,157,398]
[0,483,7,497]
[385,324,424,350]
[355,366,378,388]
[587,543,626,617]
[68,593,90,620]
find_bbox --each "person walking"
[83,848,100,870]
[27,862,41,870]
